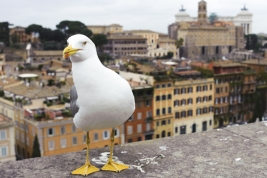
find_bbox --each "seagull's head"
[63,34,96,63]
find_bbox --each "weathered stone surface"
[1,122,267,177]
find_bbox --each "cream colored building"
[153,80,174,139]
[172,78,214,135]
[0,115,15,163]
[87,24,123,35]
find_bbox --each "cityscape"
[0,0,267,169]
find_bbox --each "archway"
[161,130,166,138]
[219,118,224,127]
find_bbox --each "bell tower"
[198,0,207,24]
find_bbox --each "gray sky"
[1,0,266,34]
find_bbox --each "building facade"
[173,1,252,34]
[87,24,123,35]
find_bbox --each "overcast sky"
[1,0,266,34]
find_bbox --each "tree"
[175,38,184,48]
[245,34,259,51]
[91,34,108,51]
[167,52,174,59]
[32,135,41,158]
[10,33,19,43]
[56,20,92,38]
[0,22,10,46]
[209,13,218,23]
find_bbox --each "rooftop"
[1,122,267,177]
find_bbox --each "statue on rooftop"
[241,4,248,11]
[180,5,186,12]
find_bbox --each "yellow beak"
[63,45,80,59]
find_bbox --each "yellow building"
[0,115,15,162]
[172,78,214,135]
[87,24,123,35]
[23,117,122,157]
[153,80,174,138]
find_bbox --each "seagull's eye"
[83,41,87,46]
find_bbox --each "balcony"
[1,122,266,177]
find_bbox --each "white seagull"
[63,34,135,176]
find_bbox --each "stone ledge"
[1,122,267,177]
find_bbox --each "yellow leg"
[101,128,129,172]
[71,132,100,176]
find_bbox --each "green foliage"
[245,34,259,51]
[167,52,173,59]
[0,22,10,46]
[98,53,113,63]
[47,79,55,86]
[43,41,65,50]
[10,33,19,43]
[250,89,266,123]
[194,67,214,78]
[209,13,218,23]
[32,135,41,158]
[175,38,184,48]
[0,90,4,97]
[256,71,267,83]
[62,110,71,117]
[91,34,108,48]
[37,64,43,71]
[56,20,92,38]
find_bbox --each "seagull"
[63,34,135,176]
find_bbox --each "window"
[156,121,159,126]
[197,97,201,103]
[175,112,180,119]
[180,126,186,135]
[48,140,54,150]
[156,84,160,88]
[156,109,160,116]
[188,87,193,93]
[0,146,8,157]
[203,85,208,91]
[209,95,212,101]
[181,88,186,94]
[174,100,179,107]
[146,111,152,117]
[168,119,171,124]
[103,130,110,139]
[210,84,212,90]
[167,83,172,87]
[188,110,193,116]
[216,88,220,94]
[203,96,207,102]
[47,128,54,136]
[167,94,172,99]
[26,137,29,146]
[181,99,186,105]
[197,86,201,92]
[128,139,132,143]
[0,130,6,140]
[32,127,35,136]
[168,107,172,114]
[197,108,201,115]
[127,126,133,135]
[203,107,207,114]
[72,124,76,132]
[209,120,212,126]
[161,120,166,125]
[146,100,151,106]
[162,84,166,88]
[225,87,228,92]
[162,108,166,115]
[174,89,179,95]
[60,126,65,135]
[94,133,98,140]
[156,134,160,138]
[137,137,142,141]
[156,96,160,101]
[209,106,213,112]
[188,98,193,105]
[167,132,171,137]
[215,98,218,104]
[146,123,151,131]
[72,137,77,145]
[162,95,166,100]
[137,112,142,120]
[175,127,178,133]
[181,111,186,118]
[137,124,142,133]
[83,135,86,143]
[60,138,66,148]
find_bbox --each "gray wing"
[70,85,79,117]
